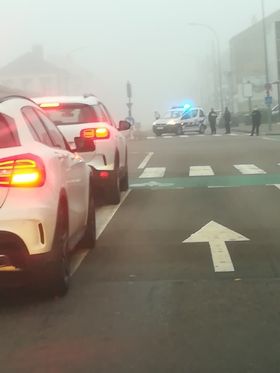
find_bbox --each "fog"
[1,0,280,126]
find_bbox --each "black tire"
[106,170,121,205]
[120,163,129,192]
[79,188,96,249]
[176,126,183,136]
[155,131,162,137]
[199,125,206,134]
[45,202,70,297]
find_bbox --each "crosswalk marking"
[138,152,154,169]
[189,166,214,176]
[139,167,166,178]
[147,136,156,140]
[234,164,266,175]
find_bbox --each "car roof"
[33,95,99,106]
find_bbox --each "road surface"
[1,132,280,372]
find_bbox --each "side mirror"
[119,120,131,131]
[74,137,96,152]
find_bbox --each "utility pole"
[126,81,133,120]
[188,23,224,113]
[261,0,272,130]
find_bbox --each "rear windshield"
[41,103,104,125]
[0,113,20,148]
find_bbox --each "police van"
[152,106,207,136]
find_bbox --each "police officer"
[208,108,218,135]
[224,107,231,134]
[251,107,261,136]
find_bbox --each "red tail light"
[0,154,46,187]
[80,127,110,140]
[99,171,110,179]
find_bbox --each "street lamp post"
[188,23,224,113]
[261,0,272,130]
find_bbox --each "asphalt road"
[1,131,280,372]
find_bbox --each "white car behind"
[34,95,131,204]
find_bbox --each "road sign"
[265,96,272,105]
[183,221,250,272]
[243,82,253,98]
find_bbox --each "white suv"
[0,95,96,295]
[34,95,131,204]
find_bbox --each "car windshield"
[0,113,20,148]
[164,110,183,119]
[42,104,103,125]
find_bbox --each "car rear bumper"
[0,231,56,272]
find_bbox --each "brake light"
[39,102,60,108]
[0,154,45,187]
[99,171,110,179]
[80,128,110,140]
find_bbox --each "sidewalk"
[233,122,280,135]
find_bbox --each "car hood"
[153,118,179,125]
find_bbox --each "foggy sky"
[1,0,280,125]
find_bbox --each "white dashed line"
[138,152,154,169]
[139,167,166,178]
[234,164,266,174]
[70,191,131,275]
[189,166,215,176]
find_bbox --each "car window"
[35,109,67,150]
[199,110,205,117]
[99,103,114,126]
[181,111,192,120]
[22,107,53,147]
[191,109,198,117]
[0,113,20,148]
[42,104,101,125]
[164,110,183,119]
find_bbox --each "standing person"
[208,108,218,135]
[224,107,231,134]
[251,107,261,136]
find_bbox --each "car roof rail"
[0,95,35,104]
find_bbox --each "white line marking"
[179,135,189,138]
[189,166,214,176]
[162,136,173,139]
[147,136,156,140]
[71,191,131,275]
[272,184,280,190]
[229,133,238,136]
[234,164,266,174]
[138,152,154,169]
[197,134,205,137]
[139,167,166,178]
[213,134,222,137]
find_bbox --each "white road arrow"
[183,221,250,272]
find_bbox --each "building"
[0,46,71,97]
[230,9,280,113]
